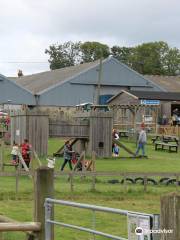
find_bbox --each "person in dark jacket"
[60,140,74,171]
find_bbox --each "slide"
[113,139,135,156]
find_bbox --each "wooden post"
[15,165,19,198]
[160,193,180,240]
[123,173,127,193]
[91,172,96,191]
[0,139,4,172]
[155,107,159,134]
[69,172,74,192]
[34,167,54,240]
[143,176,148,192]
[92,151,96,172]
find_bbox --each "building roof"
[144,75,180,92]
[0,74,36,105]
[108,90,180,103]
[9,57,164,95]
[9,60,99,94]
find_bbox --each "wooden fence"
[49,123,89,138]
[1,168,180,239]
[158,125,180,136]
[11,113,49,156]
[1,170,180,194]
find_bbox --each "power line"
[0,61,48,64]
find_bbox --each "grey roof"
[108,90,180,103]
[128,90,180,101]
[144,75,180,92]
[9,57,164,95]
[9,60,99,94]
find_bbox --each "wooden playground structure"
[10,110,115,158]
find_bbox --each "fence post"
[144,176,147,192]
[34,167,54,240]
[0,139,4,172]
[160,193,180,240]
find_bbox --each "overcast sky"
[0,0,179,76]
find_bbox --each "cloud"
[0,0,179,76]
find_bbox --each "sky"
[0,0,180,76]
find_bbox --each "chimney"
[17,69,23,77]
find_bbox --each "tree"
[111,46,133,67]
[129,41,169,75]
[45,40,180,75]
[164,47,180,75]
[80,41,110,62]
[45,41,81,70]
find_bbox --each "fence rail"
[1,170,180,196]
[2,170,180,178]
[44,198,158,240]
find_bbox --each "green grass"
[0,137,180,239]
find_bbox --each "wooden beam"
[73,151,85,171]
[0,222,41,232]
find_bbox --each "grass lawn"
[0,137,180,239]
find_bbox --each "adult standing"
[61,140,74,171]
[135,126,147,157]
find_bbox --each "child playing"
[113,143,120,157]
[11,142,19,165]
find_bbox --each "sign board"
[128,213,151,240]
[140,100,160,105]
[144,115,153,123]
[16,129,20,136]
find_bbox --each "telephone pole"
[97,56,103,105]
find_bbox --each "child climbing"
[11,142,19,165]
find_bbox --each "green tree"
[111,46,133,67]
[129,41,168,75]
[45,41,81,70]
[164,47,180,75]
[80,41,110,62]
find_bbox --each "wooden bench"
[152,135,162,144]
[155,141,178,153]
[162,135,179,145]
[152,135,179,145]
[118,130,129,138]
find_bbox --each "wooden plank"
[33,150,42,167]
[160,193,180,240]
[113,139,135,156]
[73,151,85,171]
[0,222,41,232]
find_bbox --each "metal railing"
[44,198,159,240]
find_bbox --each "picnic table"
[118,130,129,138]
[152,135,179,144]
[155,141,178,153]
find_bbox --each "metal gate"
[44,198,160,240]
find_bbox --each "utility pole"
[96,56,103,105]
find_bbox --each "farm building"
[144,75,180,92]
[8,56,164,107]
[0,74,35,106]
[107,90,180,131]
